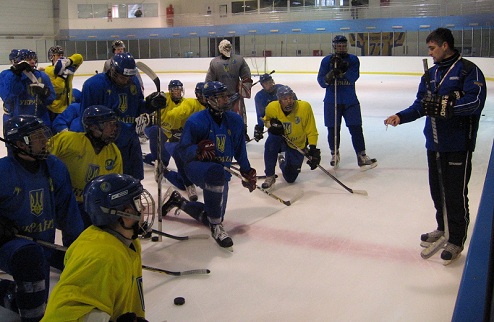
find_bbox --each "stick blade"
[136,61,160,92]
[352,189,368,196]
[179,269,211,276]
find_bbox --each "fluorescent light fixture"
[391,26,403,29]
[419,25,431,29]
[340,27,350,30]
[316,28,326,31]
[292,28,301,32]
[270,29,279,33]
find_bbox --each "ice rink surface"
[1,71,493,322]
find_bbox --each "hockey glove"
[10,61,32,76]
[196,139,216,161]
[135,113,152,138]
[116,312,149,322]
[0,216,20,247]
[306,145,321,170]
[145,92,166,111]
[421,93,455,119]
[241,168,257,192]
[268,118,284,136]
[54,57,74,77]
[30,83,51,99]
[253,124,264,142]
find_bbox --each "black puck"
[151,236,159,242]
[174,297,185,305]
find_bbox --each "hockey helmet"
[332,35,348,56]
[276,85,296,113]
[195,82,205,96]
[9,49,19,64]
[168,80,184,102]
[111,40,126,53]
[260,73,273,83]
[202,81,230,114]
[82,105,119,145]
[48,46,64,61]
[84,174,155,234]
[72,88,82,103]
[110,52,136,87]
[218,39,232,58]
[3,115,52,159]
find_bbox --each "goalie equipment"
[218,39,232,58]
[421,93,455,119]
[239,77,253,98]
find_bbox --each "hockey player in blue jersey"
[317,35,377,170]
[253,73,286,142]
[0,49,55,127]
[161,81,257,249]
[80,52,164,180]
[0,115,83,321]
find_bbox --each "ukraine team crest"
[30,189,44,217]
[216,134,226,153]
[85,165,100,183]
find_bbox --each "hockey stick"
[15,234,210,276]
[224,166,302,206]
[23,70,42,115]
[141,265,210,276]
[333,59,339,170]
[136,61,164,241]
[150,229,210,241]
[252,70,276,86]
[282,135,368,196]
[230,164,278,179]
[420,58,449,259]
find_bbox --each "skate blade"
[443,253,461,266]
[359,162,378,172]
[421,236,447,259]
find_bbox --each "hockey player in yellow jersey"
[42,173,154,322]
[261,85,320,189]
[49,105,122,227]
[43,46,83,122]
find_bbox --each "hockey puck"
[174,297,185,305]
[151,236,159,242]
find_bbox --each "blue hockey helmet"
[3,115,52,159]
[168,79,183,90]
[110,52,137,76]
[72,88,82,103]
[202,81,227,99]
[84,174,155,232]
[18,49,37,62]
[203,81,229,114]
[332,35,348,56]
[195,82,205,96]
[9,49,19,64]
[277,85,296,113]
[82,105,119,145]
[260,73,273,83]
[48,46,64,62]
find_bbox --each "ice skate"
[210,223,233,250]
[420,229,444,248]
[330,151,340,169]
[186,185,198,202]
[161,187,185,216]
[441,242,463,266]
[261,175,276,190]
[357,151,377,171]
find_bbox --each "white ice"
[1,72,493,322]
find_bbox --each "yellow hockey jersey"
[42,226,145,321]
[263,100,318,149]
[49,131,122,202]
[45,53,84,114]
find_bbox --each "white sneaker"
[186,185,198,202]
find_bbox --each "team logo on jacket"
[216,134,226,153]
[105,159,116,171]
[30,189,44,217]
[283,122,292,135]
[118,93,128,113]
[85,165,100,183]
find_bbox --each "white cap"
[218,39,232,58]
